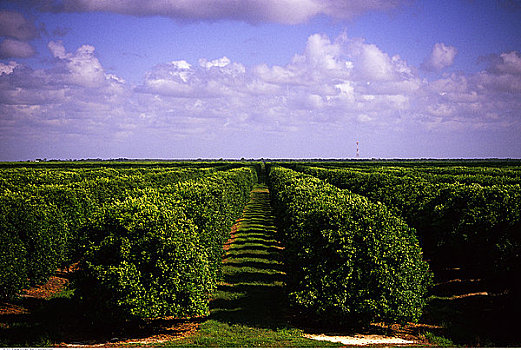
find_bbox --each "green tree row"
[267,166,431,325]
[0,165,227,190]
[285,162,521,186]
[77,167,257,319]
[0,165,257,316]
[295,165,521,298]
[347,165,521,186]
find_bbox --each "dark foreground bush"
[269,166,431,325]
[0,192,28,299]
[0,166,256,303]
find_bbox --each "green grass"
[422,331,455,347]
[153,184,338,347]
[167,320,336,348]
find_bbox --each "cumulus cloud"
[136,32,425,131]
[0,61,18,75]
[0,41,126,121]
[48,40,106,88]
[199,56,231,69]
[0,38,36,58]
[23,0,405,24]
[422,42,457,72]
[473,51,521,93]
[0,10,38,40]
[1,33,520,159]
[135,33,520,136]
[346,37,415,82]
[138,56,247,98]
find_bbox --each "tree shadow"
[232,238,277,246]
[225,271,284,285]
[224,251,280,261]
[225,260,282,270]
[226,244,281,254]
[420,262,521,347]
[233,233,276,241]
[0,293,201,347]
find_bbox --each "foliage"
[77,194,213,319]
[75,167,257,319]
[268,166,431,325]
[295,165,521,295]
[0,192,28,299]
[0,188,86,298]
[0,165,256,305]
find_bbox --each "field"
[1,159,520,347]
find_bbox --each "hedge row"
[0,185,93,299]
[268,166,431,325]
[296,165,521,295]
[0,166,255,302]
[0,166,221,191]
[75,167,257,319]
[333,165,521,186]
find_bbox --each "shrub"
[0,192,28,299]
[76,167,257,320]
[296,165,521,294]
[77,193,213,319]
[269,167,431,324]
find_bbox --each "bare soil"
[55,317,202,347]
[1,264,77,320]
[223,218,241,252]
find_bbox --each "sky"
[0,0,520,160]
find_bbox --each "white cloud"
[25,0,405,24]
[0,61,18,75]
[300,34,344,71]
[484,51,521,76]
[199,56,231,69]
[473,51,521,93]
[347,39,397,81]
[0,41,128,145]
[475,70,521,93]
[48,40,106,88]
[1,33,520,160]
[138,56,248,99]
[0,10,38,59]
[134,33,441,130]
[495,51,521,75]
[422,43,457,72]
[170,60,192,70]
[47,40,67,58]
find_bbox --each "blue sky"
[1,0,520,160]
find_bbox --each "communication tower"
[356,141,359,158]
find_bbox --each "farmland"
[1,160,520,347]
